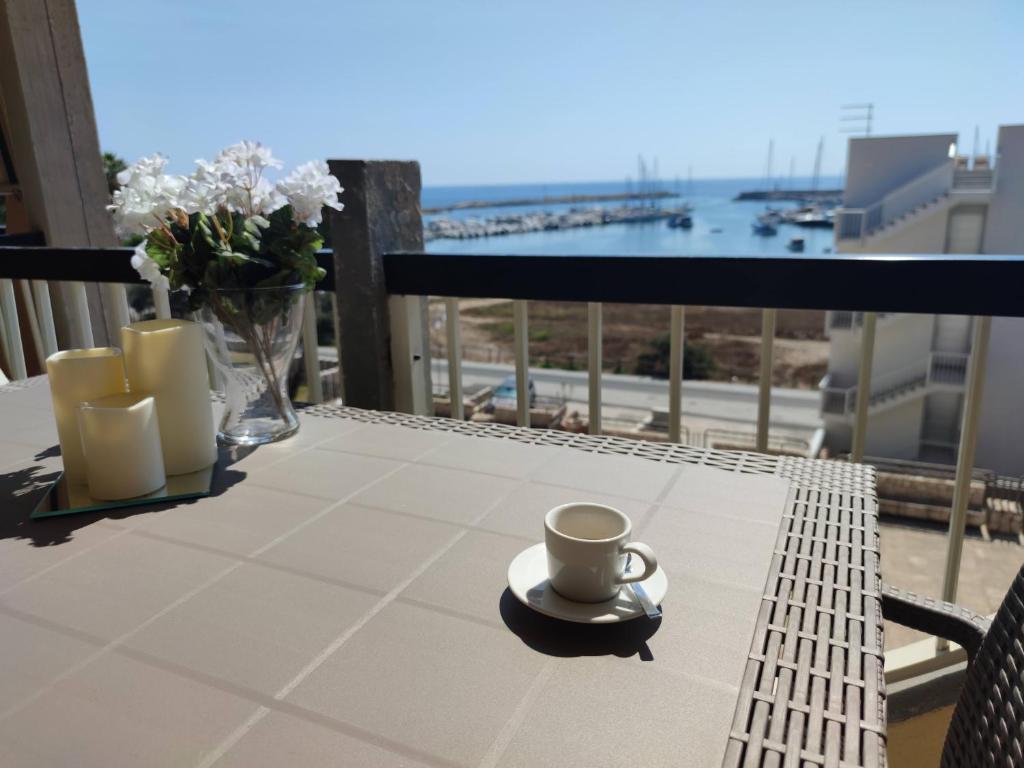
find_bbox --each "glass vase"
[199,285,308,446]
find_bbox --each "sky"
[78,0,1022,187]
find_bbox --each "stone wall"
[876,470,1023,535]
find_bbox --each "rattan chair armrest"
[882,583,991,662]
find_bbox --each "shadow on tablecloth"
[499,588,661,661]
[0,444,247,548]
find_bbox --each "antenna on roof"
[840,103,874,137]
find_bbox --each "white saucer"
[507,543,668,624]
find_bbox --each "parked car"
[487,375,537,411]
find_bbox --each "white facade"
[825,125,1024,476]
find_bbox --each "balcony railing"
[953,168,995,191]
[837,160,958,242]
[929,350,970,386]
[820,350,969,418]
[837,164,998,245]
[2,160,1024,658]
[827,310,896,331]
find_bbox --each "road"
[432,359,823,430]
[318,346,823,430]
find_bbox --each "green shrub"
[634,335,714,380]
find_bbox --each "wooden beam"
[0,0,127,348]
[325,160,431,413]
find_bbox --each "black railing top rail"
[384,252,1024,317]
[0,246,338,290]
[3,245,1024,317]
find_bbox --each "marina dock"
[734,188,842,202]
[425,204,691,241]
[423,190,678,214]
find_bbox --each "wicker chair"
[882,565,1024,767]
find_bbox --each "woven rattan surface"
[942,565,1024,767]
[882,584,991,662]
[2,380,886,765]
[298,400,888,767]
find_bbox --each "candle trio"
[45,319,217,502]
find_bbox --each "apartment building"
[823,125,1024,476]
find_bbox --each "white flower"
[108,153,185,238]
[130,240,170,290]
[276,161,344,227]
[216,140,282,172]
[186,141,287,217]
[178,159,229,214]
[223,175,286,217]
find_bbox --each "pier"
[423,190,678,214]
[734,188,842,202]
[425,204,691,241]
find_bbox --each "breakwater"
[425,205,690,241]
[734,189,842,202]
[423,190,678,214]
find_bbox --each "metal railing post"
[940,315,992,615]
[668,305,685,442]
[587,301,602,435]
[0,279,26,378]
[31,281,58,357]
[851,311,878,462]
[0,279,26,379]
[445,297,464,420]
[153,287,171,320]
[301,294,323,404]
[756,308,776,452]
[17,280,44,365]
[513,299,530,427]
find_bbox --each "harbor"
[421,176,842,256]
[425,203,692,241]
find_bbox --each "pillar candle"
[121,319,217,475]
[78,393,166,500]
[45,348,128,486]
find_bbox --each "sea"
[422,176,843,257]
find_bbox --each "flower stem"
[213,295,289,422]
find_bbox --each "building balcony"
[836,158,997,244]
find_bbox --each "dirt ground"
[429,300,829,389]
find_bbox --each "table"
[0,377,885,767]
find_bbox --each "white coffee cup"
[544,502,658,603]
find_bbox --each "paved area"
[880,518,1024,649]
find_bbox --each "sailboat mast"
[811,137,823,194]
[653,156,660,206]
[763,139,774,190]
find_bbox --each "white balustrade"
[587,302,601,435]
[512,300,529,427]
[445,297,464,420]
[756,309,776,453]
[668,305,685,443]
